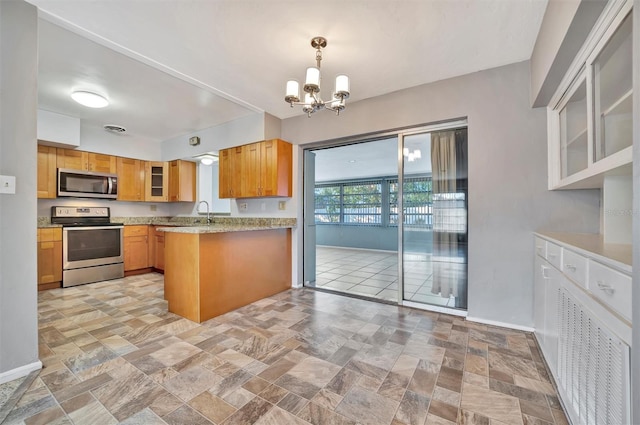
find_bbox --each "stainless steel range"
[51,206,124,287]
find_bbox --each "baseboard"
[124,268,154,277]
[0,361,42,385]
[466,316,534,332]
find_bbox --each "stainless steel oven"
[52,206,124,287]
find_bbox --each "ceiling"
[313,135,432,182]
[29,0,548,144]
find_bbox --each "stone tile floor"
[4,272,569,425]
[314,247,461,308]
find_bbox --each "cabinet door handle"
[596,280,614,295]
[541,265,550,279]
[565,264,576,271]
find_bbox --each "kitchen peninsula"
[160,221,294,323]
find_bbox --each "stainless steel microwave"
[57,168,118,199]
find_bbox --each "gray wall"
[317,225,398,251]
[317,225,433,253]
[530,0,607,107]
[282,61,601,328]
[0,0,40,379]
[631,2,639,422]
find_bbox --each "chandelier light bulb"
[403,147,410,157]
[335,75,350,98]
[285,80,300,103]
[414,149,422,159]
[284,36,349,117]
[408,152,416,162]
[304,67,320,93]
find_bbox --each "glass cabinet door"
[592,12,632,162]
[560,78,588,179]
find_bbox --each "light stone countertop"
[38,216,296,229]
[157,224,294,234]
[535,231,631,274]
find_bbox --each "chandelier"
[284,36,350,117]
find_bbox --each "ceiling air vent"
[103,124,126,133]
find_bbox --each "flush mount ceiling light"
[71,91,109,108]
[194,153,218,166]
[284,36,350,117]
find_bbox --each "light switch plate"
[278,201,286,210]
[0,175,16,194]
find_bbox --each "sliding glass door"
[303,123,468,313]
[400,128,468,310]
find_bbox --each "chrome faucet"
[197,200,212,224]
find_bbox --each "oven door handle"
[65,225,124,231]
[107,177,113,195]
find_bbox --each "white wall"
[0,0,41,382]
[282,61,601,328]
[78,123,162,160]
[161,112,266,161]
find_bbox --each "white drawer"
[562,249,588,288]
[588,260,632,321]
[546,242,562,270]
[534,237,546,258]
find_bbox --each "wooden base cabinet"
[37,145,57,199]
[124,226,149,272]
[37,228,62,291]
[164,228,291,323]
[150,226,166,271]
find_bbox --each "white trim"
[0,361,42,385]
[401,300,467,317]
[465,316,535,333]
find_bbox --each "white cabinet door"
[534,255,560,374]
[534,256,547,348]
[544,268,561,373]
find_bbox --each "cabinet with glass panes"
[548,1,632,189]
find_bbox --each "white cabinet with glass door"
[548,0,632,189]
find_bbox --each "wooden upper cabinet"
[261,139,292,197]
[87,153,117,173]
[168,160,196,202]
[242,143,261,197]
[218,139,292,199]
[145,161,169,202]
[117,157,145,201]
[37,145,57,199]
[56,148,116,173]
[57,148,87,170]
[219,149,232,198]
